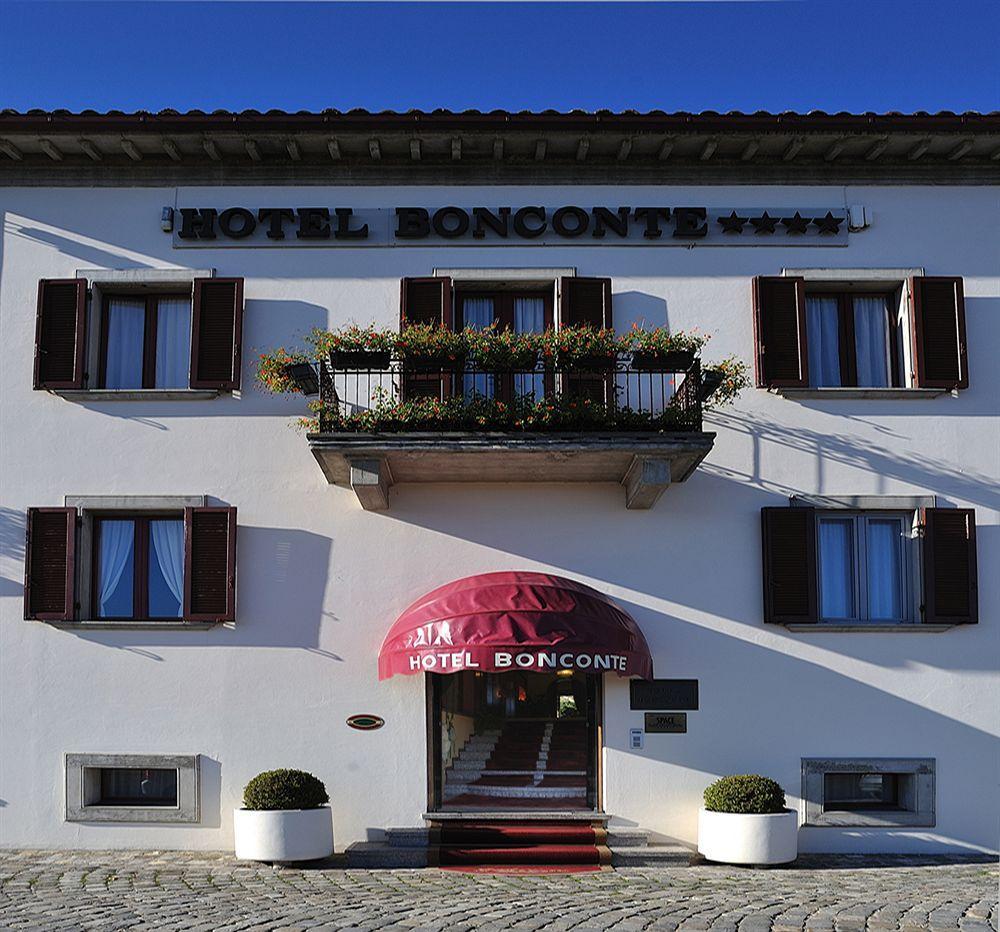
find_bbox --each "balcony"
[305,357,716,510]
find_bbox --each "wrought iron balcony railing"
[309,355,705,434]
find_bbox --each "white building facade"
[0,110,997,859]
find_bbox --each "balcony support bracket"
[349,457,393,511]
[623,456,671,510]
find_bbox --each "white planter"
[698,808,798,865]
[233,807,334,862]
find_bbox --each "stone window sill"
[786,624,954,632]
[774,388,949,400]
[54,389,219,402]
[43,619,219,631]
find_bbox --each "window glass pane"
[154,298,191,389]
[463,297,496,399]
[105,298,146,388]
[97,768,177,806]
[97,519,135,618]
[819,518,855,619]
[866,518,904,620]
[514,296,546,398]
[824,772,900,810]
[853,295,890,387]
[149,519,184,618]
[806,296,842,387]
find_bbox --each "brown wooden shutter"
[24,507,76,620]
[752,276,808,388]
[183,506,237,622]
[400,277,454,400]
[560,277,614,403]
[33,279,87,389]
[761,507,817,624]
[560,276,612,329]
[910,276,968,389]
[401,277,453,327]
[190,278,244,390]
[922,508,977,624]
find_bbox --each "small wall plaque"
[346,714,385,731]
[630,679,698,710]
[644,712,687,734]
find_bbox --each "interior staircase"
[443,719,589,809]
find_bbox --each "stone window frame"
[65,753,200,823]
[63,494,208,630]
[801,757,935,828]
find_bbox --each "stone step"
[609,844,694,867]
[606,827,650,848]
[345,841,428,868]
[385,827,432,848]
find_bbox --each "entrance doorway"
[428,671,602,811]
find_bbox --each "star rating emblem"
[781,211,810,234]
[717,211,749,234]
[812,211,844,234]
[749,211,779,234]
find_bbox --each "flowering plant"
[701,356,750,407]
[309,324,395,357]
[542,326,622,369]
[257,347,312,394]
[466,325,540,370]
[626,325,709,358]
[395,324,467,367]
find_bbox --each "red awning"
[378,571,652,680]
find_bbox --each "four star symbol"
[749,211,780,234]
[781,212,810,234]
[812,211,844,234]
[717,211,749,234]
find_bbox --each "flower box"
[559,354,617,372]
[330,350,392,370]
[402,353,468,372]
[632,350,695,371]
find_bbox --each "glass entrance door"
[429,671,601,811]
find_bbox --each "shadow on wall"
[0,507,26,597]
[612,291,669,333]
[8,223,154,271]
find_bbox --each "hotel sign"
[169,204,849,247]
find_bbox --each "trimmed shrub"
[703,774,786,814]
[242,769,329,811]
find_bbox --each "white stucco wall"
[0,183,997,855]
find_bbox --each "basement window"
[802,758,935,827]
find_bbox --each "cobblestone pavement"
[0,851,996,931]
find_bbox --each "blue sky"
[1,1,997,114]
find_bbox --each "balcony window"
[805,292,900,388]
[100,294,192,389]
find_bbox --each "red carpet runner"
[436,821,610,871]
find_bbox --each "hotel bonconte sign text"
[169,204,850,247]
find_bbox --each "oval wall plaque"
[346,714,385,731]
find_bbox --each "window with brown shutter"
[559,276,614,403]
[922,508,977,624]
[761,506,817,624]
[183,507,237,622]
[753,276,808,388]
[33,279,87,389]
[400,277,454,400]
[910,277,968,389]
[190,278,244,390]
[24,507,76,620]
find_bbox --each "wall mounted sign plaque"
[169,202,850,248]
[644,712,688,734]
[346,714,385,731]
[630,679,699,711]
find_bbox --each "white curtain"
[819,519,854,619]
[154,298,191,389]
[105,299,145,388]
[514,296,546,398]
[150,519,184,617]
[806,297,841,387]
[866,519,903,620]
[463,297,496,398]
[853,295,890,387]
[98,520,135,617]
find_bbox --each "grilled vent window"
[190,278,244,389]
[34,280,87,389]
[183,507,238,622]
[24,507,77,620]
